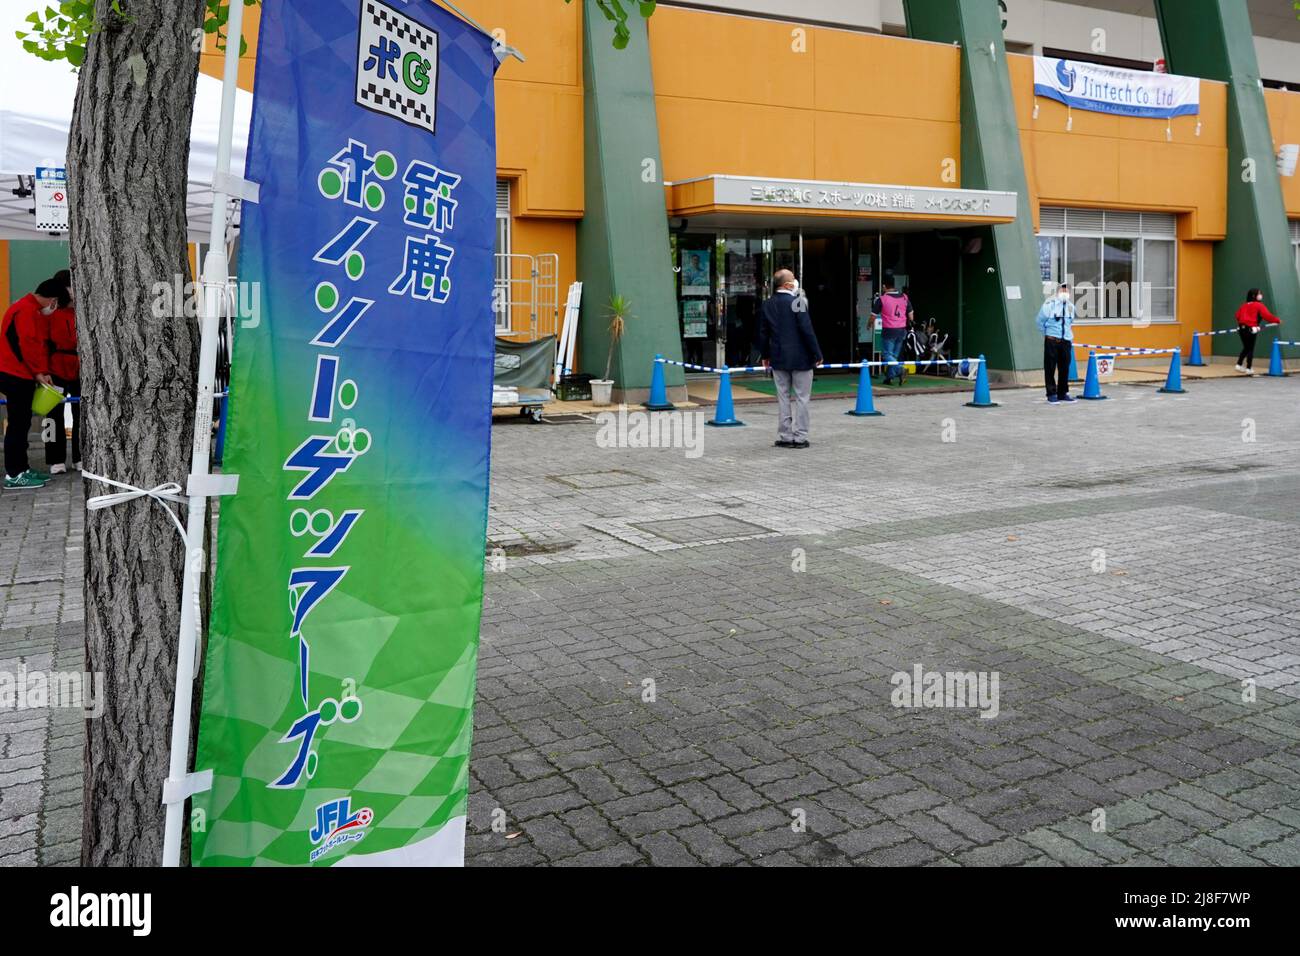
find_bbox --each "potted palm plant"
[590,294,629,406]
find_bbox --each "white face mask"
[1058,292,1070,302]
[40,303,56,315]
[788,280,800,293]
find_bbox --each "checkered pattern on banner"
[356,0,439,134]
[199,617,477,866]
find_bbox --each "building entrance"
[672,226,975,370]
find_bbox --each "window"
[494,180,511,331]
[1291,220,1300,283]
[1038,208,1178,323]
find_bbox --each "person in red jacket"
[0,279,61,489]
[1235,288,1283,375]
[43,278,80,475]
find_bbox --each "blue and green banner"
[193,0,498,866]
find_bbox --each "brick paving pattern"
[3,376,1299,865]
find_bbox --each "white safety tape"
[656,357,985,374]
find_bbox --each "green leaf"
[65,43,84,66]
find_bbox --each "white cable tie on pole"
[212,172,261,204]
[161,769,213,807]
[83,473,188,540]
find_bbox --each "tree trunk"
[69,0,206,866]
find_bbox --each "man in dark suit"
[758,269,823,449]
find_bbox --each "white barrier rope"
[1073,344,1179,356]
[83,473,189,540]
[1195,327,1277,338]
[656,357,985,375]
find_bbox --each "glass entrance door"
[801,233,854,365]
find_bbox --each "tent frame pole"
[160,0,246,868]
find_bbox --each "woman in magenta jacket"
[1235,288,1282,375]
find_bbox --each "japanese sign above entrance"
[702,175,1019,220]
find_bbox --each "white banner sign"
[34,166,68,232]
[1034,57,1200,120]
[708,176,1019,220]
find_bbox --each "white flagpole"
[161,0,247,867]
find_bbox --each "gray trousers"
[772,368,813,443]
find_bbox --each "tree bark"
[69,0,206,866]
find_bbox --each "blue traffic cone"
[964,355,999,408]
[1080,351,1108,400]
[1187,333,1205,367]
[643,354,676,410]
[846,363,883,417]
[1267,338,1286,377]
[1068,347,1080,382]
[707,367,744,427]
[1158,348,1186,394]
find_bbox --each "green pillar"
[1155,0,1300,354]
[904,0,1042,372]
[577,6,685,403]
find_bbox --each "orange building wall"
[457,0,583,340]
[1010,53,1227,351]
[648,6,962,188]
[1265,88,1300,218]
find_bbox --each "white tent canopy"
[0,3,251,243]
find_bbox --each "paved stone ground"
[0,459,84,866]
[4,376,1300,866]
[473,378,1300,866]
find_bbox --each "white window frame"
[1037,208,1178,325]
[1290,220,1300,284]
[494,181,512,332]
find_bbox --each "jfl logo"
[309,798,372,844]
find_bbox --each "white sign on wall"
[1278,144,1299,179]
[705,175,1019,220]
[34,166,68,233]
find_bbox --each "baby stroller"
[901,320,929,370]
[920,319,956,377]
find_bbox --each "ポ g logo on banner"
[356,0,439,134]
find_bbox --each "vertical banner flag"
[193,0,498,866]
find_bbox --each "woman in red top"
[1235,288,1282,375]
[0,279,60,488]
[43,279,80,475]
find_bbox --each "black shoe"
[774,440,794,448]
[791,441,811,449]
